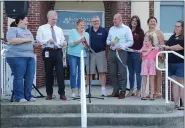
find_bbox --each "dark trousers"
[42,49,65,96]
[109,50,128,94]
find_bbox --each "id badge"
[45,51,49,58]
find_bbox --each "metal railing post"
[80,50,87,128]
[165,53,169,103]
[156,51,184,104]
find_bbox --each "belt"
[110,49,123,52]
[110,49,116,52]
[44,47,62,51]
[95,50,105,53]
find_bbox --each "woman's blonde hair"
[76,19,84,26]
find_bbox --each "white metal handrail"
[156,51,184,103]
[80,50,87,128]
[1,43,13,99]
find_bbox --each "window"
[160,1,184,33]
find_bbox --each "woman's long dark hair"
[176,20,184,40]
[129,15,142,33]
[10,14,26,27]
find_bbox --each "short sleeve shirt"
[6,27,35,58]
[166,34,184,63]
[86,27,108,53]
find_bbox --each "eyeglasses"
[175,26,181,28]
[92,20,100,23]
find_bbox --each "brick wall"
[116,1,131,25]
[149,1,154,17]
[104,1,116,85]
[3,1,170,100]
[3,1,52,87]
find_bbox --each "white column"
[154,1,160,29]
[131,1,149,33]
[1,1,4,38]
[8,18,15,29]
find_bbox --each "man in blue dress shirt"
[107,13,133,99]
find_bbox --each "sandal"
[146,95,150,98]
[149,97,155,101]
[178,106,184,110]
[141,97,148,100]
[154,93,162,99]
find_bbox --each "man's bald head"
[113,13,122,26]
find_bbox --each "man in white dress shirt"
[36,10,67,100]
[107,13,133,99]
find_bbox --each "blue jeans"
[168,63,184,78]
[127,52,142,90]
[68,55,85,89]
[6,57,35,101]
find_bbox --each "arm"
[60,29,65,46]
[86,32,90,45]
[104,29,108,47]
[6,28,32,44]
[119,27,134,50]
[157,30,165,45]
[165,35,184,51]
[8,38,32,44]
[139,29,144,46]
[106,29,111,45]
[165,44,184,51]
[36,26,48,45]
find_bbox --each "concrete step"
[1,102,175,114]
[1,111,183,127]
[9,126,183,128]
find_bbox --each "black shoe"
[101,94,105,97]
[86,94,91,97]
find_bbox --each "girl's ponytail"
[10,21,17,27]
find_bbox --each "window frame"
[154,1,184,41]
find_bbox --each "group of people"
[5,10,184,110]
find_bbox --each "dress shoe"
[118,92,125,99]
[107,92,119,97]
[60,95,67,101]
[46,95,56,100]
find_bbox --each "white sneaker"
[19,98,27,102]
[101,87,107,97]
[71,93,76,98]
[76,94,80,97]
[29,97,36,102]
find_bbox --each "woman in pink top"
[139,34,159,100]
